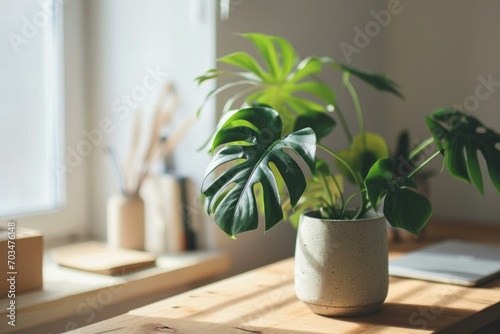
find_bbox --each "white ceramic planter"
[294,211,388,316]
[107,193,145,250]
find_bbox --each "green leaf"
[284,96,325,114]
[316,158,333,176]
[196,35,335,128]
[320,57,403,98]
[195,68,222,86]
[242,33,281,80]
[223,86,262,113]
[365,159,432,235]
[219,52,270,81]
[196,79,260,117]
[383,188,432,236]
[272,36,298,78]
[195,69,258,87]
[282,160,343,227]
[289,56,322,82]
[202,107,316,237]
[336,132,389,183]
[293,111,336,141]
[427,108,500,195]
[364,159,393,208]
[290,81,336,105]
[340,64,403,98]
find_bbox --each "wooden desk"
[67,245,500,333]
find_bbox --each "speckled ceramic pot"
[294,211,388,316]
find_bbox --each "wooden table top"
[68,244,500,333]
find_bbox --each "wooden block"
[0,226,43,296]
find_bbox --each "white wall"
[384,0,500,224]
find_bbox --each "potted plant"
[196,33,500,316]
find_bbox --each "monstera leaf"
[196,33,335,134]
[427,108,500,194]
[365,159,432,235]
[202,106,316,237]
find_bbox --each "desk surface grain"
[67,251,500,333]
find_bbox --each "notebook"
[389,239,500,286]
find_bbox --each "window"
[0,0,215,240]
[0,0,62,218]
[0,0,87,238]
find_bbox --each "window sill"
[0,243,230,333]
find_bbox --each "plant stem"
[408,150,442,178]
[331,174,345,209]
[318,143,368,218]
[319,197,339,218]
[332,103,353,145]
[343,72,366,150]
[320,174,335,208]
[319,57,353,145]
[342,191,362,216]
[409,136,435,160]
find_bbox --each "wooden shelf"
[0,249,230,333]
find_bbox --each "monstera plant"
[197,33,500,237]
[196,33,500,316]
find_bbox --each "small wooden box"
[0,225,43,296]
